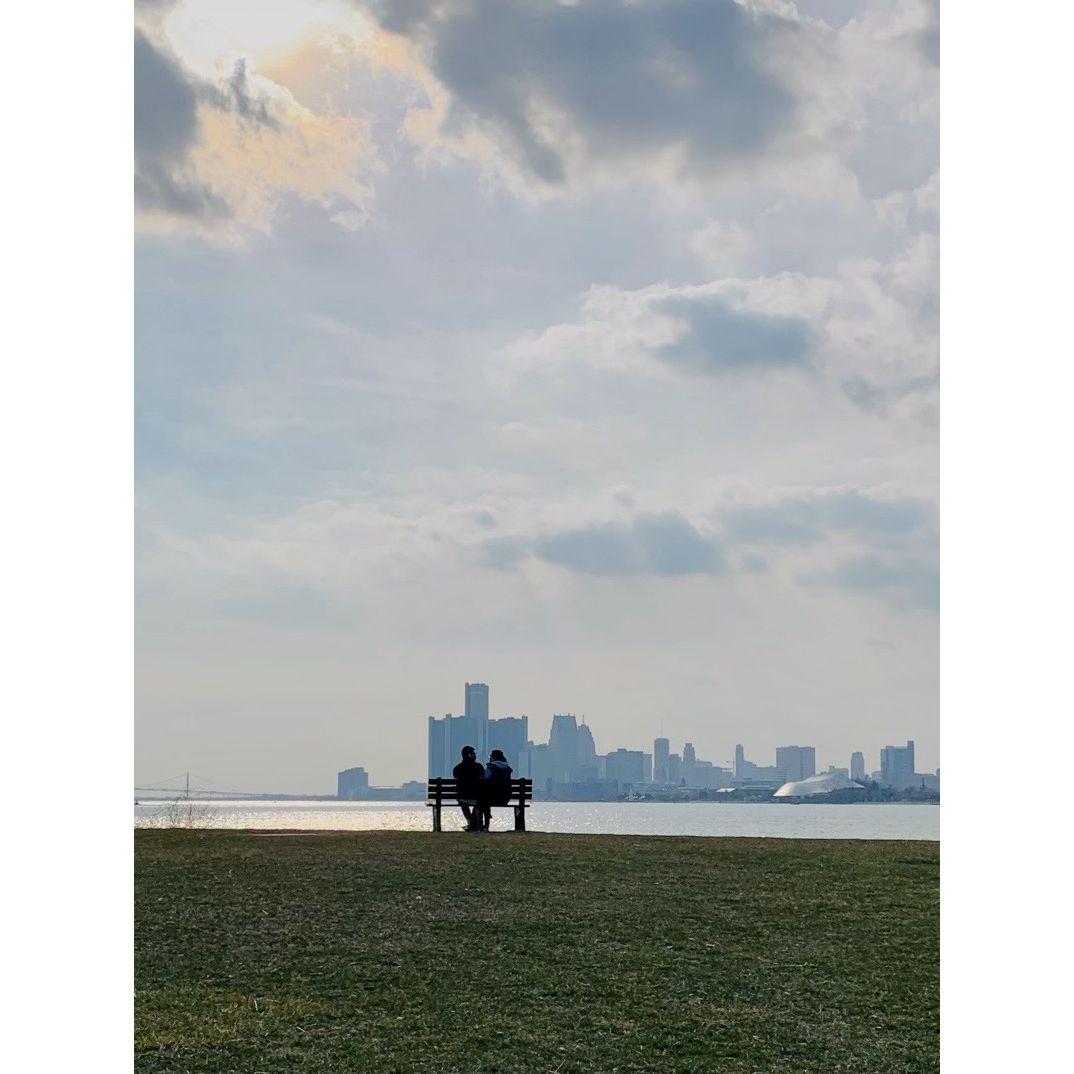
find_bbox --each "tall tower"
[850,751,866,781]
[653,738,670,783]
[465,682,489,756]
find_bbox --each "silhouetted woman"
[478,749,513,831]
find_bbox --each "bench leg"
[514,805,525,832]
[433,803,442,832]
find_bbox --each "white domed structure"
[773,771,865,799]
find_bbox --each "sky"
[134,0,939,793]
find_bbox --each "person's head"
[461,745,476,761]
[489,749,507,763]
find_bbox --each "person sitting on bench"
[452,745,484,832]
[478,749,513,831]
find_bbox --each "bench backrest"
[426,778,532,805]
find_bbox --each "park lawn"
[135,829,938,1073]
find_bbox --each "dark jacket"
[482,759,513,806]
[452,758,484,802]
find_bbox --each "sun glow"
[163,0,367,80]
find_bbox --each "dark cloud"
[201,57,280,129]
[724,490,932,546]
[134,32,277,223]
[134,29,230,221]
[484,511,725,576]
[804,555,939,612]
[134,28,199,162]
[361,0,804,183]
[656,294,811,374]
[842,373,938,415]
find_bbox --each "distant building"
[776,745,816,783]
[487,715,528,767]
[667,753,682,784]
[337,766,369,800]
[427,713,480,777]
[733,744,783,786]
[653,737,670,783]
[465,682,489,753]
[682,741,697,782]
[850,752,866,781]
[604,749,650,788]
[880,740,916,790]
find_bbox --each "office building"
[487,715,528,767]
[667,753,682,784]
[653,737,670,783]
[850,751,866,781]
[776,745,817,783]
[337,766,369,800]
[880,740,916,790]
[427,712,480,777]
[604,749,650,787]
[733,744,783,785]
[465,682,489,754]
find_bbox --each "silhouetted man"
[453,745,484,832]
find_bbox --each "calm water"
[135,799,939,840]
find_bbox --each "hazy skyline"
[135,0,939,792]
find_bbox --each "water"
[135,799,938,840]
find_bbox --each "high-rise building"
[850,752,866,781]
[776,745,817,783]
[653,737,670,783]
[487,715,528,767]
[337,766,369,800]
[549,713,582,780]
[427,713,479,777]
[667,753,682,784]
[880,740,916,789]
[604,749,649,787]
[465,682,489,754]
[682,741,696,782]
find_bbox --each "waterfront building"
[653,737,670,783]
[850,751,866,781]
[465,682,489,754]
[775,745,817,783]
[487,715,528,766]
[734,744,783,785]
[427,712,479,777]
[604,748,650,788]
[337,766,369,800]
[880,740,916,789]
[667,753,682,784]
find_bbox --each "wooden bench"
[426,778,532,832]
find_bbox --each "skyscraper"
[427,712,479,777]
[682,741,696,782]
[850,752,866,781]
[487,715,528,766]
[653,737,670,783]
[776,745,817,783]
[880,740,916,789]
[465,682,489,755]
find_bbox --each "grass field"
[135,829,939,1073]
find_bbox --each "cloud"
[484,511,725,576]
[803,554,939,612]
[134,25,375,238]
[360,0,861,196]
[134,29,230,221]
[723,489,932,546]
[656,293,811,374]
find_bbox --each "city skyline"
[135,0,938,795]
[136,673,937,794]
